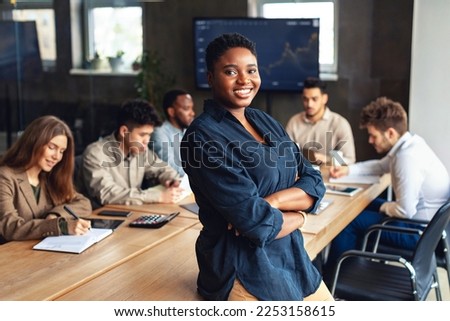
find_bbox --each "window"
[84,0,143,72]
[249,0,338,75]
[8,0,56,71]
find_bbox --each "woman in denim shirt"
[181,33,333,301]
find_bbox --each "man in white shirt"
[286,77,356,165]
[150,89,195,176]
[325,97,450,270]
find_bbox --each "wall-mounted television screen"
[193,17,319,92]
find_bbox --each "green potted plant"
[89,51,103,70]
[134,50,176,118]
[108,50,125,72]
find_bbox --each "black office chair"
[366,215,450,288]
[330,201,450,300]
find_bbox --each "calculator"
[129,212,180,229]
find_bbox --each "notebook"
[33,228,113,254]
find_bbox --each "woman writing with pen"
[0,116,91,244]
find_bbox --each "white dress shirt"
[349,132,450,220]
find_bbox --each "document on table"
[329,175,381,184]
[178,174,193,201]
[311,199,333,215]
[153,175,193,202]
[33,228,113,254]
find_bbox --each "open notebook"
[33,228,113,254]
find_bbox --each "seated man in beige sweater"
[77,98,183,207]
[286,77,356,166]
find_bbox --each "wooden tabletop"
[106,193,199,220]
[0,207,199,301]
[55,173,390,301]
[57,224,203,301]
[303,171,391,258]
[0,172,390,301]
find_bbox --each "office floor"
[427,268,449,300]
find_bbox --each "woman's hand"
[67,218,91,235]
[227,223,240,236]
[276,211,307,239]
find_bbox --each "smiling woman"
[180,33,332,301]
[0,115,92,243]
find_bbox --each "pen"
[63,205,79,220]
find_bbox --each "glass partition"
[0,0,142,155]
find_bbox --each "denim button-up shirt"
[181,99,325,300]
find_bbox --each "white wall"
[409,0,450,174]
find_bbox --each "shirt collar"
[301,107,330,123]
[164,120,185,134]
[204,99,250,123]
[387,131,412,157]
[110,132,135,161]
[204,99,226,121]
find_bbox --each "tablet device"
[85,218,125,230]
[180,202,199,215]
[325,184,362,197]
[97,210,131,217]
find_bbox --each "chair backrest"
[412,201,450,295]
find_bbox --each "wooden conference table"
[0,171,390,301]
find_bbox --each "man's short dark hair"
[117,98,162,131]
[162,89,189,119]
[205,33,257,73]
[303,77,327,94]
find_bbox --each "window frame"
[249,0,338,76]
[83,0,143,63]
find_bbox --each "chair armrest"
[381,216,428,227]
[330,249,412,295]
[378,218,449,257]
[339,249,405,262]
[362,224,423,251]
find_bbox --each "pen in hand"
[63,205,79,220]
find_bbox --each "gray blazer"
[0,166,92,242]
